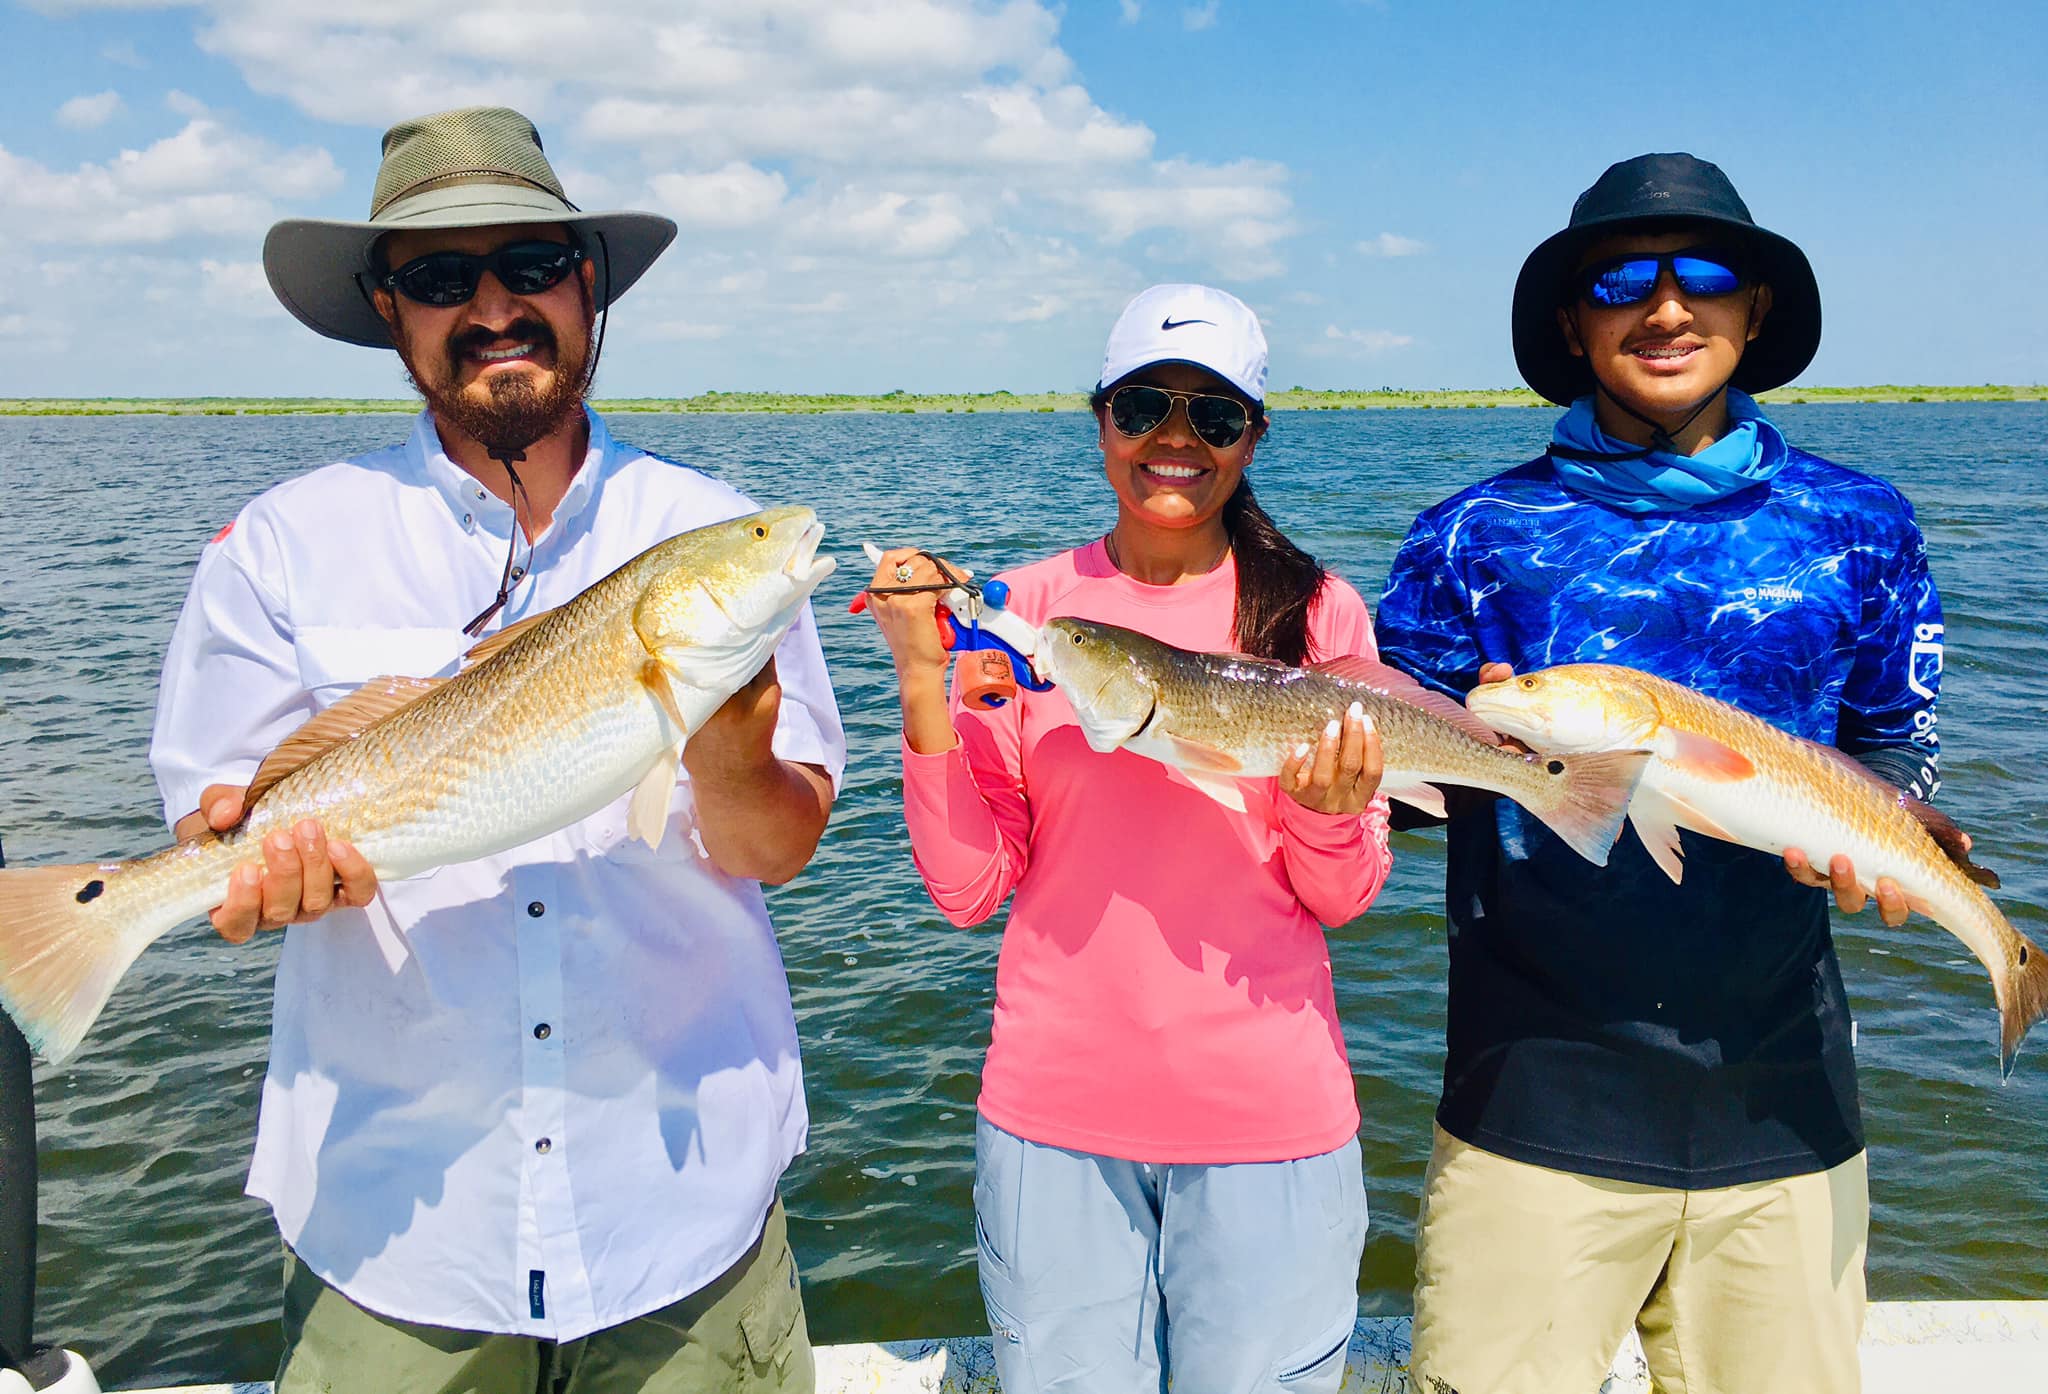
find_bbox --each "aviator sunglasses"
[377,239,586,307]
[1107,384,1254,449]
[1576,249,1745,308]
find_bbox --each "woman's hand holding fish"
[174,785,378,945]
[1280,703,1384,815]
[863,548,962,756]
[1782,848,1911,927]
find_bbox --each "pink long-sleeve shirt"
[900,541,1392,1163]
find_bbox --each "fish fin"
[640,659,692,736]
[1522,749,1654,866]
[461,608,559,668]
[1306,657,1507,747]
[628,744,683,850]
[1164,736,1244,774]
[0,862,161,1065]
[1664,729,1756,781]
[1382,782,1448,819]
[1797,740,2002,888]
[1180,768,1248,813]
[1625,790,1688,884]
[245,676,445,809]
[1654,788,1737,844]
[1905,797,2001,888]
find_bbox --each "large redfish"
[1467,663,2048,1077]
[1036,618,1651,866]
[0,507,835,1065]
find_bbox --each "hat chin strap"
[457,233,613,640]
[1550,305,1732,463]
[582,229,610,398]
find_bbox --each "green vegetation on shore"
[1,384,2040,417]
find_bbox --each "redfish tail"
[1996,928,2048,1081]
[1530,749,1655,867]
[0,863,157,1066]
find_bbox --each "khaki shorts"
[1409,1126,1866,1394]
[277,1198,813,1394]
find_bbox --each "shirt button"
[528,901,545,918]
[533,1022,551,1040]
[535,1137,552,1155]
[511,566,526,580]
[462,513,474,528]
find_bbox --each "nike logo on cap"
[1160,316,1212,330]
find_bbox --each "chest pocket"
[293,626,465,707]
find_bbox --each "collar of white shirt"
[409,405,611,545]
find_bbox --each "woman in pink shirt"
[865,285,1391,1394]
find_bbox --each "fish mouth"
[785,519,834,589]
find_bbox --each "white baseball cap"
[1097,283,1268,403]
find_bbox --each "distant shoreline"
[2,385,2041,417]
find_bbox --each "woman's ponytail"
[1224,474,1327,665]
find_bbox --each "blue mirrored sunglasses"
[1576,249,1745,307]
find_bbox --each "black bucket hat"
[1511,152,1821,406]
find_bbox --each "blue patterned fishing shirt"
[1375,446,1942,1187]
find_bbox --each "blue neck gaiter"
[1547,389,1787,514]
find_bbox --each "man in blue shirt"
[1377,153,1941,1394]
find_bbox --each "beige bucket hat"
[263,105,677,348]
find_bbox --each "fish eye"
[750,524,767,539]
[1520,677,1537,689]
[1070,633,1086,645]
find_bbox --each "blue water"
[0,404,2043,1386]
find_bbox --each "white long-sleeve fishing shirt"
[149,408,845,1340]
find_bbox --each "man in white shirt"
[149,106,843,1393]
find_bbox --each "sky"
[1,0,2043,398]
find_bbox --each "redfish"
[0,508,835,1065]
[1037,618,1651,866]
[1468,663,2048,1077]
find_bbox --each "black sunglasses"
[378,240,585,307]
[1575,248,1746,308]
[1106,384,1254,449]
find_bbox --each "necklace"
[1103,531,1229,579]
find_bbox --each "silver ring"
[894,562,915,583]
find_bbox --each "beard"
[397,309,594,457]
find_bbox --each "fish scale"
[0,507,835,1065]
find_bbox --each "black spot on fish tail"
[75,879,105,904]
[1545,759,1565,775]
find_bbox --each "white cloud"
[647,319,733,341]
[56,91,124,130]
[165,90,208,117]
[13,0,1308,391]
[0,118,342,247]
[1000,294,1063,323]
[100,40,148,69]
[1357,231,1427,257]
[1318,324,1414,353]
[199,257,281,317]
[1073,157,1293,277]
[648,163,789,230]
[797,188,975,258]
[1183,1,1220,30]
